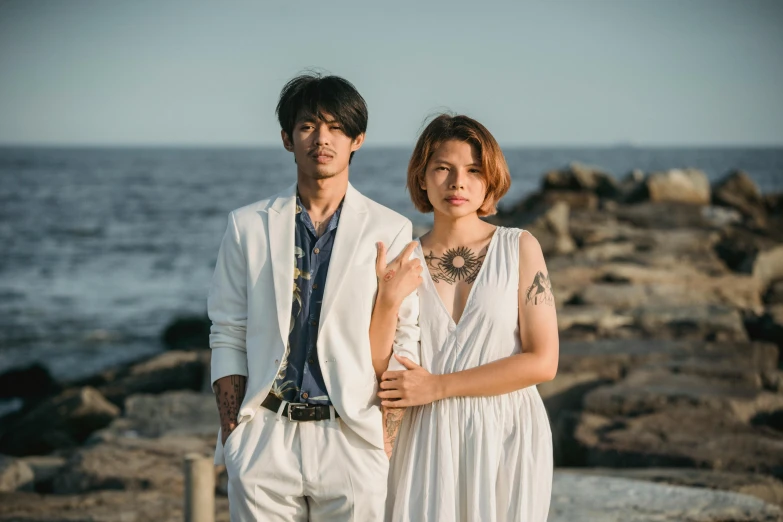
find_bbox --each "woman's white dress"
[386,226,553,522]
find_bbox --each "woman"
[370,114,557,521]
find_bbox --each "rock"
[0,387,119,456]
[632,304,748,342]
[713,170,767,225]
[715,228,783,291]
[542,162,620,199]
[505,200,576,255]
[575,275,761,313]
[161,315,210,351]
[0,489,231,522]
[0,454,34,492]
[744,305,783,353]
[563,407,783,476]
[765,281,783,305]
[556,305,634,338]
[19,455,67,492]
[614,201,719,229]
[97,350,209,407]
[754,246,783,292]
[645,168,711,205]
[558,467,783,510]
[0,363,61,401]
[52,435,213,494]
[547,471,783,522]
[582,367,783,421]
[94,391,218,440]
[549,472,783,521]
[766,193,783,216]
[701,205,744,228]
[558,339,779,382]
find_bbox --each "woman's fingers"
[379,379,401,389]
[375,242,387,276]
[378,389,403,399]
[381,370,404,381]
[389,241,418,268]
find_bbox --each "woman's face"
[422,139,487,219]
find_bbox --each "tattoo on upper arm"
[525,271,555,306]
[425,247,485,285]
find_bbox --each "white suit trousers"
[223,405,389,521]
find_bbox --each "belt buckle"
[287,403,308,422]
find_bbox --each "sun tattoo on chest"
[425,246,486,285]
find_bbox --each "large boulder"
[558,339,779,381]
[632,304,748,342]
[560,407,783,476]
[96,350,209,407]
[583,367,783,421]
[52,435,213,495]
[0,387,119,456]
[542,162,620,199]
[645,169,711,205]
[0,364,61,401]
[161,316,211,351]
[94,391,218,440]
[713,170,767,225]
[0,454,34,492]
[715,228,783,292]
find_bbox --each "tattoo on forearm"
[213,375,247,437]
[525,271,555,306]
[383,407,405,450]
[425,247,485,285]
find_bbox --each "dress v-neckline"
[416,227,501,328]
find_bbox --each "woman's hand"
[379,354,444,407]
[375,241,423,309]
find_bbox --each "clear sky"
[1,0,782,146]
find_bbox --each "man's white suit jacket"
[208,182,421,465]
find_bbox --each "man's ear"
[281,129,294,152]
[351,133,366,152]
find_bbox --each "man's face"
[281,111,364,181]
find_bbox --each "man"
[209,73,419,521]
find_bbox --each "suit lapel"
[319,183,368,329]
[267,183,297,347]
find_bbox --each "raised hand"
[375,240,423,309]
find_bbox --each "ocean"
[1,146,782,383]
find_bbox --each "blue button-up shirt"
[271,195,342,405]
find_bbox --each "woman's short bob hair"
[407,114,511,217]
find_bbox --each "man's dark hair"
[276,73,368,163]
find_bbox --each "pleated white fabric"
[386,227,553,522]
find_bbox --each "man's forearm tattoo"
[525,271,555,306]
[425,247,485,285]
[213,375,247,435]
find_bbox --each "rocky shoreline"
[1,164,782,521]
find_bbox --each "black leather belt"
[261,393,339,421]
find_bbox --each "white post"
[184,453,215,522]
